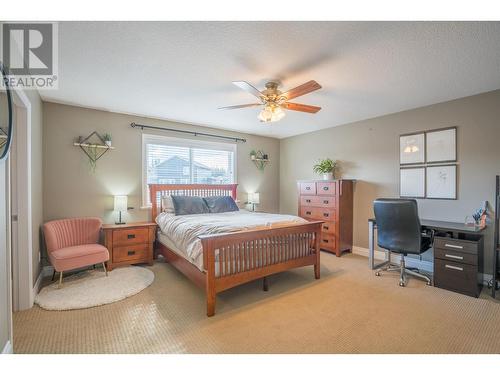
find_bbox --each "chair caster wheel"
[399,281,405,287]
[375,272,381,276]
[426,282,432,286]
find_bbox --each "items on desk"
[466,201,488,227]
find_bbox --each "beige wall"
[280,90,500,273]
[43,102,280,227]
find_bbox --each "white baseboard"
[2,340,13,354]
[352,246,492,285]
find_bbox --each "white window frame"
[142,134,237,207]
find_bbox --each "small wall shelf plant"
[74,131,114,172]
[250,150,269,171]
[313,158,339,180]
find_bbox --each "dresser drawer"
[321,222,336,234]
[113,244,150,263]
[300,195,336,208]
[317,182,336,196]
[113,228,149,246]
[300,207,336,221]
[320,234,336,250]
[434,237,479,255]
[299,182,316,195]
[435,248,477,266]
[434,258,480,297]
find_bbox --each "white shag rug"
[35,266,155,311]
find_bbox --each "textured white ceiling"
[40,21,500,139]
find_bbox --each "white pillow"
[161,195,175,213]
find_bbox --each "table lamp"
[114,195,128,224]
[248,192,260,212]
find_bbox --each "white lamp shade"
[248,192,260,204]
[114,195,128,212]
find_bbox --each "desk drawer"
[434,258,479,297]
[299,182,316,195]
[300,207,336,221]
[113,228,149,246]
[317,182,336,196]
[300,195,336,208]
[435,248,477,265]
[113,244,149,263]
[434,237,478,255]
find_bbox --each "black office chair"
[373,198,432,287]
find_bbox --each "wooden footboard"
[199,221,322,316]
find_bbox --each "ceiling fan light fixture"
[258,104,285,123]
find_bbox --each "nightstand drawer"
[113,228,149,246]
[113,244,149,263]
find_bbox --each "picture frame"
[400,167,425,198]
[426,127,456,163]
[426,164,457,200]
[400,132,425,165]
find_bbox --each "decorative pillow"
[171,196,209,215]
[203,196,239,213]
[161,196,175,213]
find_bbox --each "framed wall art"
[426,127,456,163]
[400,132,425,165]
[426,164,457,199]
[400,167,425,198]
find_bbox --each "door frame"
[10,86,33,311]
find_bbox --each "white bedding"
[156,210,307,271]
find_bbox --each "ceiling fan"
[219,80,322,123]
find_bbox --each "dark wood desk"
[368,218,486,297]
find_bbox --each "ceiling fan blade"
[232,81,265,99]
[283,102,322,113]
[218,103,262,110]
[281,80,321,100]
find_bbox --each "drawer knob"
[306,199,311,203]
[306,211,311,215]
[306,186,311,190]
[127,234,136,239]
[445,264,463,271]
[444,243,463,249]
[127,250,136,256]
[323,239,329,243]
[445,254,463,260]
[323,200,329,204]
[323,186,328,191]
[323,213,329,217]
[324,226,329,230]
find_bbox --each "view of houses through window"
[143,135,236,205]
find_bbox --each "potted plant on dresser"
[313,158,338,180]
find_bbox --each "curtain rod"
[130,122,247,143]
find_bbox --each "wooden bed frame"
[150,183,322,316]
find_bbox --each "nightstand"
[103,222,157,270]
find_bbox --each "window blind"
[143,135,236,205]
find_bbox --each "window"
[143,134,236,206]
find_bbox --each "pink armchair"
[43,217,110,287]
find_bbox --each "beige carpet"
[13,253,500,353]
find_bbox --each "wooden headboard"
[149,183,238,220]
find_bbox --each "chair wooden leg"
[58,271,63,288]
[102,262,108,276]
[51,270,56,281]
[262,277,269,291]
